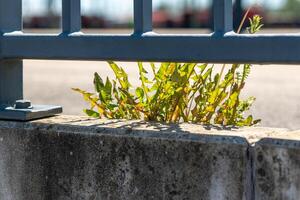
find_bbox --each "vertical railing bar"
[62,0,81,33]
[134,0,153,34]
[0,0,22,33]
[213,0,233,34]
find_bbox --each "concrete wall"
[253,133,300,200]
[0,115,299,200]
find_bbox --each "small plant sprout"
[73,15,262,127]
[248,15,264,34]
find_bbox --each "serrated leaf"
[94,72,104,93]
[84,109,100,118]
[135,87,144,100]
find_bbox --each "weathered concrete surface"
[0,115,298,200]
[253,131,300,200]
[0,115,255,200]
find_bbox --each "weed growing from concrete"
[73,15,262,127]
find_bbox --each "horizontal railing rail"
[2,33,300,64]
[0,0,299,121]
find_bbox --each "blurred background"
[21,0,300,130]
[22,0,300,31]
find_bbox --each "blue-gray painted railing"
[0,0,299,120]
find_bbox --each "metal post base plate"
[0,105,62,121]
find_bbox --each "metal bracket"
[0,100,62,121]
[0,60,62,121]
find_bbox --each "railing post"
[134,0,152,34]
[0,0,62,121]
[0,0,23,107]
[213,0,233,34]
[62,0,81,33]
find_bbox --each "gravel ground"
[24,60,300,130]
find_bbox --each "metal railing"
[0,0,300,120]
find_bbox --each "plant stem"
[237,7,251,34]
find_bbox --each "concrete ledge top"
[0,115,299,147]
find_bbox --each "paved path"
[24,60,300,130]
